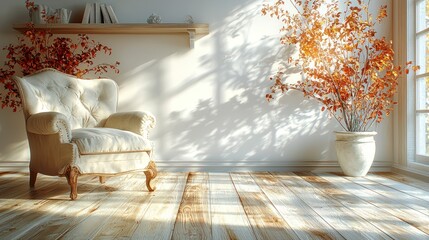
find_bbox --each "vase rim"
[334,131,377,135]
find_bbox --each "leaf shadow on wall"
[159,4,337,166]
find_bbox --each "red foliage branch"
[262,0,418,132]
[0,0,120,112]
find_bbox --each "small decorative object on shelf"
[185,15,194,24]
[147,13,162,24]
[27,3,71,24]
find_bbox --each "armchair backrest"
[14,68,118,129]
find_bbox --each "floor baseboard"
[0,160,392,173]
[392,164,429,181]
[155,160,392,172]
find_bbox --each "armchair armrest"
[27,112,72,142]
[104,111,156,138]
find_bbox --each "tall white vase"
[335,131,377,177]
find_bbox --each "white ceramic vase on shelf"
[335,131,377,177]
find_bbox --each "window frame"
[394,0,429,174]
[414,0,429,164]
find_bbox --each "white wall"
[0,0,393,171]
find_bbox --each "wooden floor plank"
[93,173,163,239]
[375,172,429,192]
[0,176,91,228]
[273,172,391,240]
[59,174,142,240]
[209,172,256,240]
[231,172,300,240]
[131,172,188,240]
[0,171,27,180]
[0,175,100,239]
[299,172,428,240]
[0,174,66,200]
[366,173,429,203]
[319,173,429,235]
[171,172,211,240]
[0,172,29,192]
[94,174,155,239]
[366,173,429,202]
[0,172,29,185]
[18,175,130,240]
[252,172,345,240]
[345,174,429,216]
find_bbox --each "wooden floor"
[0,172,428,240]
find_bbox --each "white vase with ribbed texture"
[335,131,377,177]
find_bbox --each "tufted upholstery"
[14,68,158,200]
[17,69,117,129]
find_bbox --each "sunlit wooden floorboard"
[0,171,428,240]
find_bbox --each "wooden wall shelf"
[13,23,209,48]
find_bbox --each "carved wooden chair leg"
[99,176,106,184]
[29,170,37,188]
[66,166,79,200]
[144,161,157,192]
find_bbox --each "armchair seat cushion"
[72,128,152,155]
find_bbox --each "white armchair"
[13,68,157,200]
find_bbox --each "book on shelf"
[81,3,91,23]
[89,3,95,23]
[100,4,111,23]
[81,2,119,24]
[94,2,101,23]
[106,5,119,23]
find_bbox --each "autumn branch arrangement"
[262,0,418,132]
